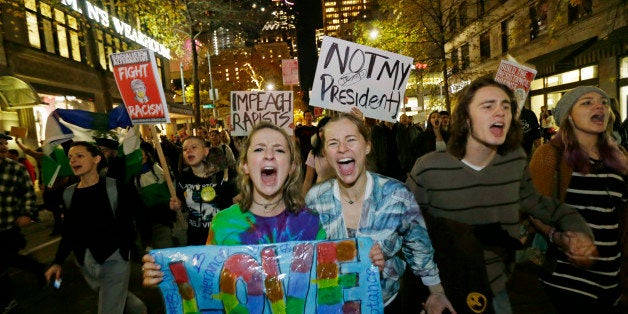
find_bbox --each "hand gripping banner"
[151,237,384,313]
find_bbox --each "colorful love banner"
[151,237,384,313]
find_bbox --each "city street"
[7,209,626,314]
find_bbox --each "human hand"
[45,264,62,283]
[169,197,182,211]
[561,231,598,269]
[368,243,385,272]
[15,216,32,227]
[142,254,164,287]
[422,292,457,314]
[350,107,364,119]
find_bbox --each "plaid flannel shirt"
[0,158,37,231]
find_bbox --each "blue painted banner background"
[151,237,384,314]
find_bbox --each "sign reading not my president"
[230,91,293,136]
[310,36,413,122]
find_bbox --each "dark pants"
[544,284,620,314]
[0,227,30,306]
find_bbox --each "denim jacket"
[305,171,441,303]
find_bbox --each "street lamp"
[266,83,275,91]
[369,29,379,40]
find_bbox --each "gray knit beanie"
[553,86,610,125]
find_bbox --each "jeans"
[80,249,146,314]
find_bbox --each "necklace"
[341,196,355,205]
[252,198,282,213]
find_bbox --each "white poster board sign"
[310,36,413,122]
[231,91,293,136]
[494,59,537,110]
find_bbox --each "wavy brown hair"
[447,76,523,159]
[237,122,304,212]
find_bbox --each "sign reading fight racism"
[110,49,171,124]
[494,59,537,110]
[310,36,413,122]
[152,237,384,314]
[231,91,294,136]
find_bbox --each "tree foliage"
[119,0,272,126]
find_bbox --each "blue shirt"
[305,171,441,303]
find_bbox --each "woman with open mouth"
[142,122,326,289]
[305,113,455,314]
[170,136,231,245]
[529,86,627,313]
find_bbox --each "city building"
[443,0,627,119]
[173,0,301,130]
[0,0,192,149]
[321,0,375,38]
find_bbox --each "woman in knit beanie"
[529,86,628,313]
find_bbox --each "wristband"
[548,227,557,244]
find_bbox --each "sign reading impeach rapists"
[310,36,414,122]
[152,237,383,314]
[231,91,294,136]
[110,49,171,124]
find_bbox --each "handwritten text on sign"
[152,237,383,314]
[310,36,413,122]
[494,59,537,110]
[231,91,293,136]
[110,49,171,124]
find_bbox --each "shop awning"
[0,76,43,110]
[575,26,628,67]
[526,38,596,77]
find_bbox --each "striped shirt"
[540,160,623,304]
[407,148,592,294]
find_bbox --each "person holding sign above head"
[141,122,334,286]
[305,113,456,314]
[169,136,232,245]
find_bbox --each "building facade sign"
[60,0,170,58]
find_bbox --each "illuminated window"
[96,31,107,70]
[55,9,69,58]
[620,57,628,78]
[67,16,81,62]
[580,65,597,80]
[530,78,543,90]
[26,12,41,49]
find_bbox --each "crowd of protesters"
[1,74,626,314]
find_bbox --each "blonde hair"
[237,122,304,212]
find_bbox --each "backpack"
[63,177,118,215]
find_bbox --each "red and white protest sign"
[282,59,299,86]
[110,49,171,124]
[494,59,537,110]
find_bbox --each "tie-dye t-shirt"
[206,204,326,245]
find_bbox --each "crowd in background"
[2,75,628,314]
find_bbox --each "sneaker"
[2,299,17,314]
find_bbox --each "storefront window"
[530,78,543,90]
[530,94,544,113]
[546,92,562,111]
[581,65,597,80]
[620,86,628,122]
[621,57,628,78]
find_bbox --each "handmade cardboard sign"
[151,237,383,313]
[230,91,294,136]
[310,36,413,122]
[110,49,171,124]
[494,59,537,110]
